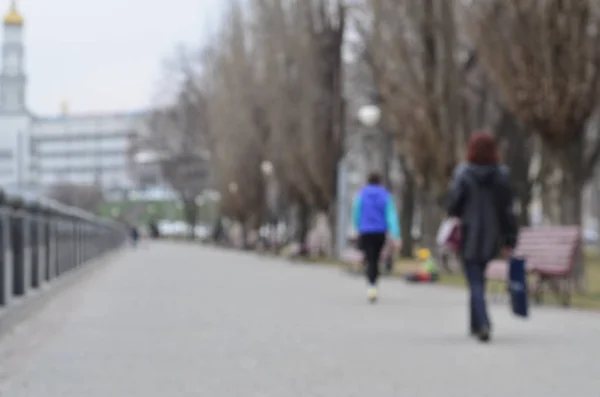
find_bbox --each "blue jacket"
[352,184,400,239]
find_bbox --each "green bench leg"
[531,274,572,307]
[532,274,545,304]
[561,278,572,307]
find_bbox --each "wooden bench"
[487,226,580,306]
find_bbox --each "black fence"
[0,191,126,309]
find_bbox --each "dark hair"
[466,131,499,165]
[367,172,381,185]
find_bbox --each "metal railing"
[0,191,127,308]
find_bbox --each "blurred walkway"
[1,243,599,396]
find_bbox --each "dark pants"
[359,233,386,285]
[464,260,491,332]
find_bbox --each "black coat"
[447,163,518,263]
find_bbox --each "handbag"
[436,218,462,252]
[508,256,529,318]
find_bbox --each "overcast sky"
[8,0,226,116]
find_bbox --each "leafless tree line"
[144,0,600,286]
[355,0,600,287]
[197,0,347,247]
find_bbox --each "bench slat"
[487,226,580,280]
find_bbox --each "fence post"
[55,219,63,276]
[9,198,26,297]
[0,193,126,306]
[0,196,10,307]
[29,205,40,289]
[37,209,47,286]
[47,213,56,281]
[22,210,32,293]
[71,219,77,269]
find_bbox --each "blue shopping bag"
[508,256,529,318]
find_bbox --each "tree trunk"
[297,200,310,256]
[539,146,562,225]
[241,222,249,250]
[183,199,198,240]
[516,188,531,227]
[399,175,415,257]
[561,168,585,291]
[327,206,337,258]
[495,107,533,227]
[420,190,443,250]
[540,176,561,225]
[593,172,600,252]
[555,138,585,291]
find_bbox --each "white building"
[0,1,146,196]
[30,112,144,193]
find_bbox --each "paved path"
[1,243,599,396]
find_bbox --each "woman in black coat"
[447,132,518,342]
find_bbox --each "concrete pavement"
[1,242,599,396]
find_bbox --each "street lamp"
[357,100,391,188]
[260,160,274,176]
[357,104,381,127]
[134,151,162,165]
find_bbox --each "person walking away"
[352,172,401,303]
[447,132,517,343]
[148,221,160,239]
[130,226,139,247]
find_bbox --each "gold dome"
[4,1,23,25]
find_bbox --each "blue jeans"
[464,261,490,331]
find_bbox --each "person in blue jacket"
[352,172,401,302]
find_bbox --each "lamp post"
[357,100,391,188]
[357,100,395,271]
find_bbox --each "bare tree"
[203,2,268,245]
[143,78,210,238]
[460,51,535,227]
[349,4,416,256]
[467,0,600,288]
[257,0,346,229]
[205,0,346,251]
[360,0,466,248]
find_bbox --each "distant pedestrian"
[447,132,518,343]
[130,226,139,246]
[352,172,401,303]
[212,218,224,244]
[149,221,160,239]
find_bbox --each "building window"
[0,149,12,159]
